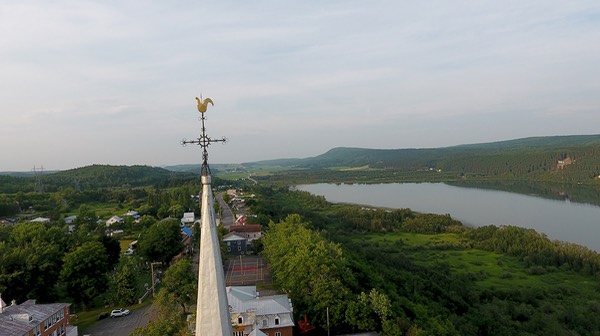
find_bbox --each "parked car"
[110,308,130,318]
[97,312,110,320]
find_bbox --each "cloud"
[1,0,599,170]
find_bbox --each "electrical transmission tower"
[33,165,45,193]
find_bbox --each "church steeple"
[196,174,232,335]
[0,293,7,313]
[183,96,232,335]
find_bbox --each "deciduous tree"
[60,241,109,308]
[161,258,197,314]
[138,219,183,263]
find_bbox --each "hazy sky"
[2,1,599,171]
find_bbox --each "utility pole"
[327,306,330,336]
[151,262,162,297]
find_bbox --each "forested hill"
[249,134,600,183]
[0,165,195,193]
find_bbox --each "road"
[216,191,235,228]
[81,305,153,336]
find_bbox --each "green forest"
[2,163,600,335]
[246,134,600,186]
[248,186,600,335]
[0,166,222,331]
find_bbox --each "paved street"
[216,191,235,228]
[81,305,153,336]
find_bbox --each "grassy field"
[120,239,135,252]
[352,232,600,297]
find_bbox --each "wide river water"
[297,183,600,252]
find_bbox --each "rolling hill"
[245,134,600,184]
[0,165,196,193]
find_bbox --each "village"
[0,186,302,336]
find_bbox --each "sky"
[1,1,600,171]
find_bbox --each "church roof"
[227,286,293,316]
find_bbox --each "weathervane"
[181,95,227,175]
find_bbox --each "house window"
[233,332,244,336]
[227,247,231,252]
[275,317,279,325]
[275,332,281,336]
[262,319,268,327]
[238,245,242,251]
[238,316,243,324]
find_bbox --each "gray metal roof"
[0,301,70,336]
[227,286,293,316]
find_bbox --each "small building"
[229,224,263,241]
[223,232,248,255]
[30,217,50,223]
[0,219,15,226]
[64,215,77,225]
[0,295,77,336]
[181,212,195,227]
[227,286,294,336]
[124,210,140,219]
[106,215,124,227]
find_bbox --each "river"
[296,183,600,252]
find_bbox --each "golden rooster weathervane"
[195,95,214,113]
[182,95,226,176]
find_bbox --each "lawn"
[120,239,135,253]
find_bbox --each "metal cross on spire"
[181,96,227,176]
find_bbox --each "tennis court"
[225,255,272,286]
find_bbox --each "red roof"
[229,224,262,233]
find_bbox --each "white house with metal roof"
[227,286,294,336]
[106,215,124,227]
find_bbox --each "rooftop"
[0,299,70,336]
[227,286,293,316]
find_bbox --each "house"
[227,286,294,336]
[229,224,263,242]
[124,210,140,219]
[30,217,50,223]
[64,215,77,225]
[108,229,124,236]
[106,215,124,227]
[0,219,14,226]
[181,212,195,227]
[0,295,77,336]
[223,232,248,255]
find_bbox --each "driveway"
[81,305,153,336]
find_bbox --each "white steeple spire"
[195,174,233,335]
[0,293,7,313]
[184,96,231,335]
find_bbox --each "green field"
[352,231,600,298]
